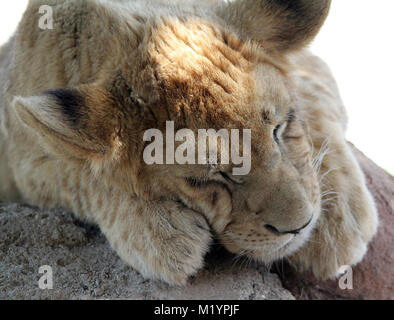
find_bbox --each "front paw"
[102,201,212,286]
[289,167,378,279]
[148,205,213,285]
[289,211,372,280]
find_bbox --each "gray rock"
[0,203,294,300]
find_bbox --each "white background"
[0,1,393,174]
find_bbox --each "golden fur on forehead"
[105,14,290,130]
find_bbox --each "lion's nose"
[264,216,313,235]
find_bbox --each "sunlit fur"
[0,0,377,285]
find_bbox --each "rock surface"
[0,204,294,300]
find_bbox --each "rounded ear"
[217,0,331,54]
[13,85,124,164]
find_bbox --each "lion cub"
[0,0,377,285]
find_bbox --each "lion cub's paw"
[107,201,213,286]
[289,181,378,280]
[312,220,370,280]
[152,208,213,286]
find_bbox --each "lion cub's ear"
[218,0,331,54]
[13,85,124,163]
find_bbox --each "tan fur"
[0,0,378,285]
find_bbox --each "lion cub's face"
[144,59,321,263]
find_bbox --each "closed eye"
[185,177,208,188]
[185,176,229,190]
[219,171,244,185]
[273,125,281,144]
[273,109,296,144]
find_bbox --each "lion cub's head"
[14,0,330,263]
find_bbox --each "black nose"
[265,217,313,235]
